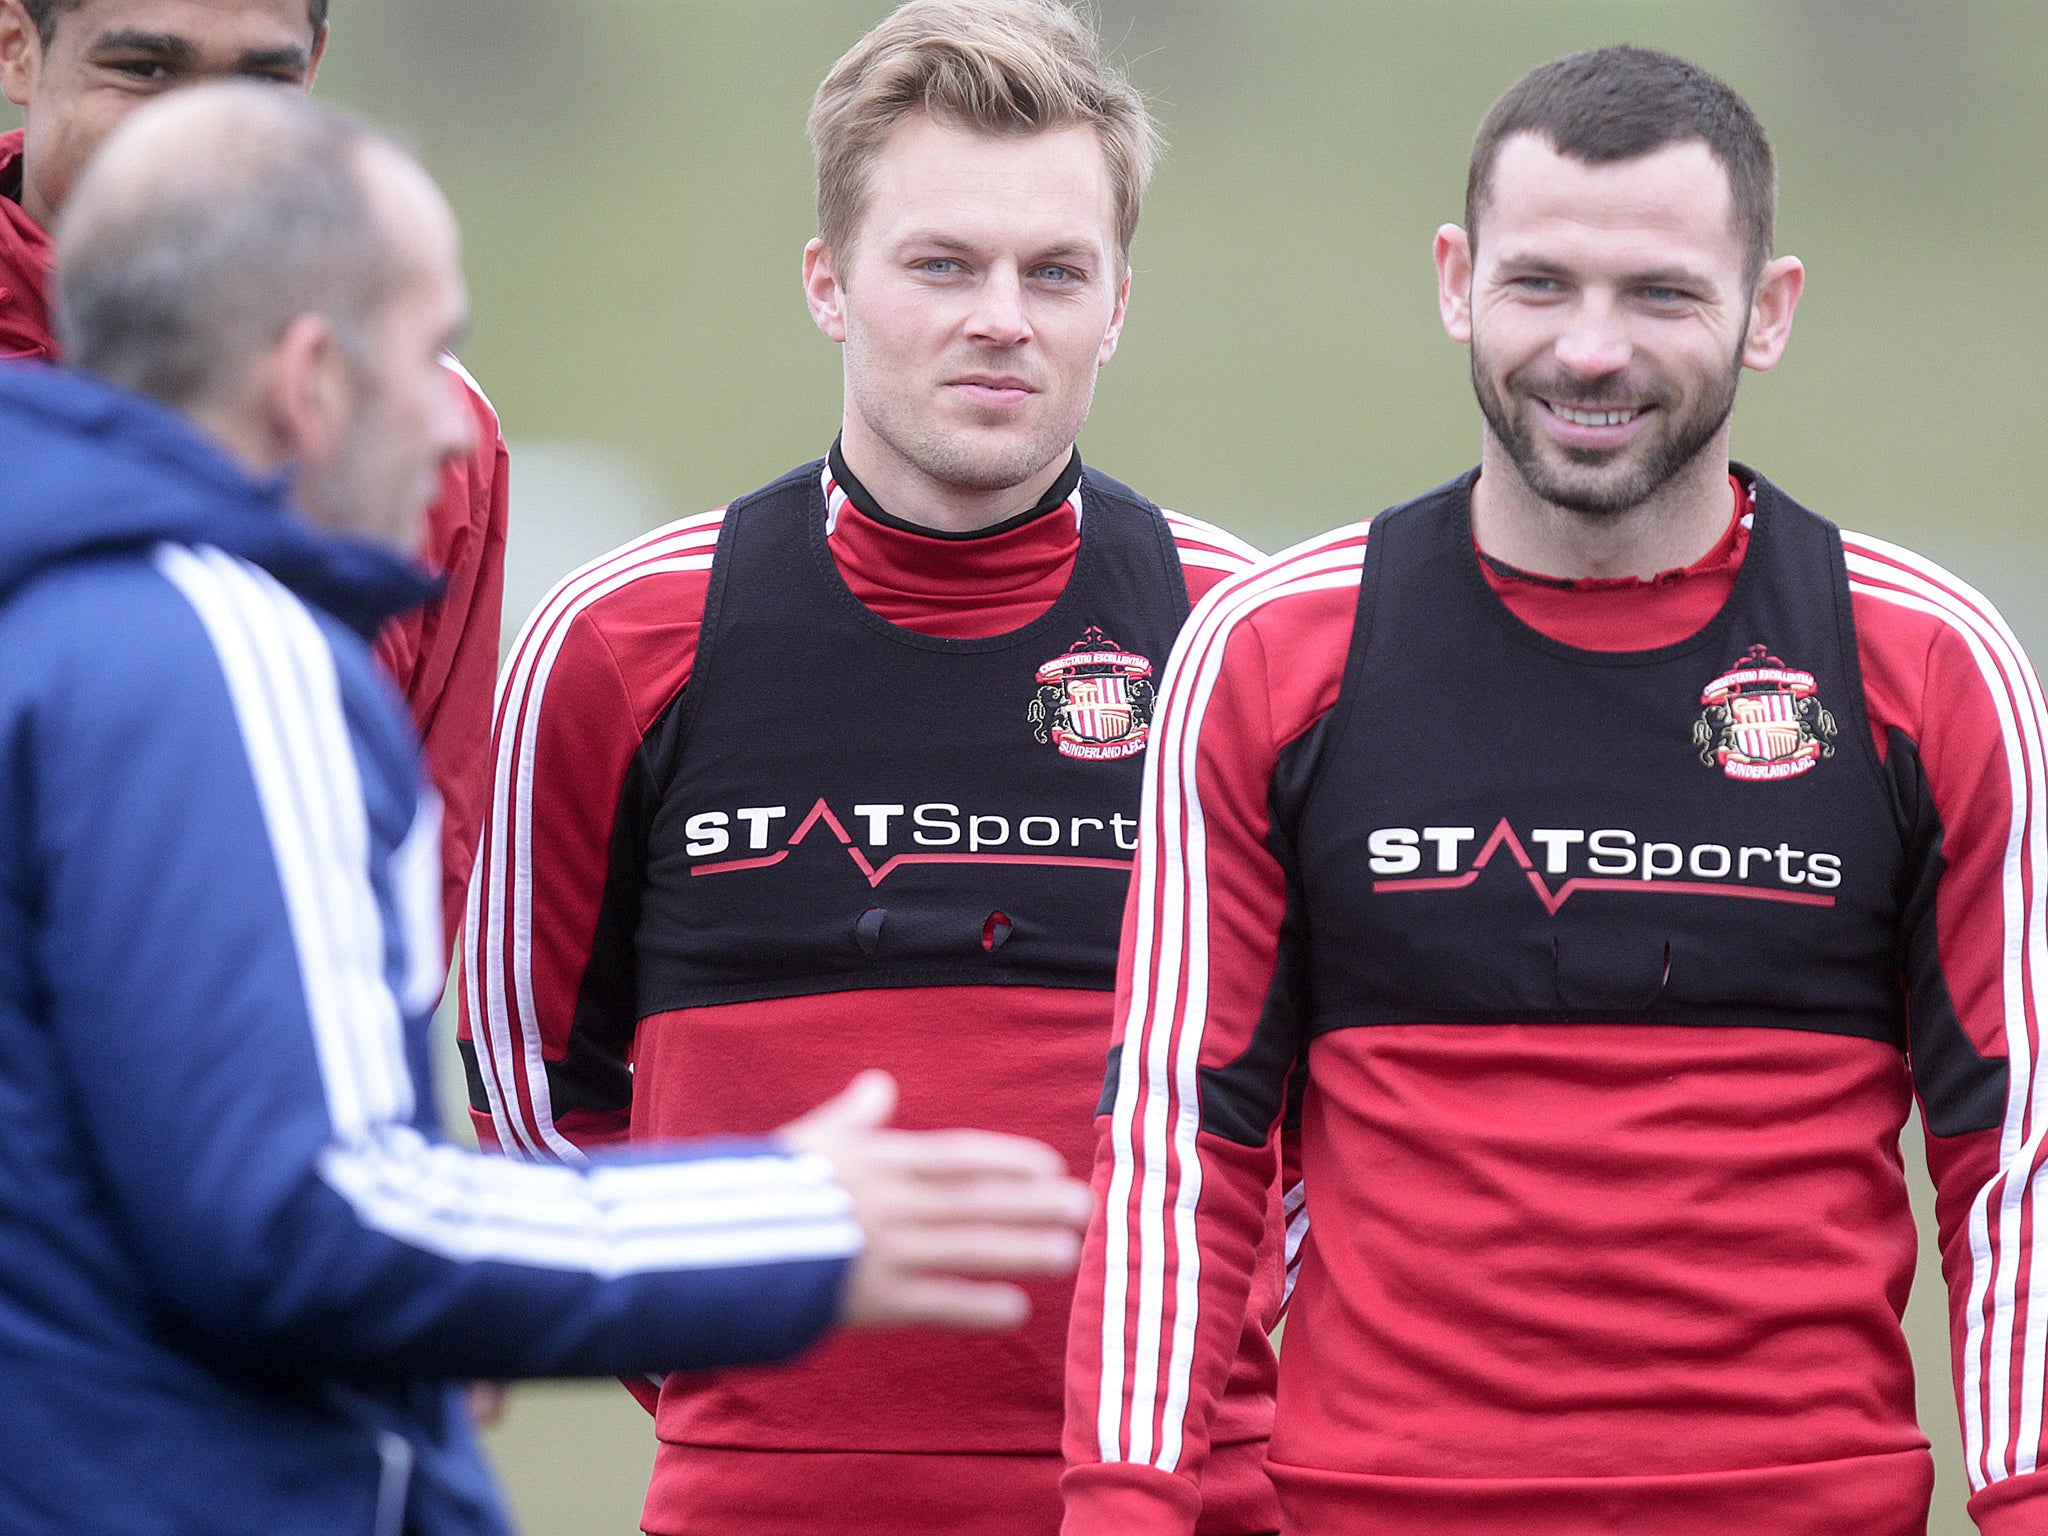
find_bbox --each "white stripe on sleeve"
[156,542,860,1276]
[1846,531,2048,1488]
[1162,509,1264,571]
[1098,527,1369,1469]
[468,513,723,1163]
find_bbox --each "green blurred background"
[15,1,2043,1531]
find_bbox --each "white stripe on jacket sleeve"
[1845,531,2048,1491]
[155,542,860,1275]
[1161,509,1264,573]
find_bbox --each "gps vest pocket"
[850,900,1017,961]
[1553,934,1670,1011]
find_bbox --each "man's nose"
[1551,293,1632,381]
[965,266,1032,348]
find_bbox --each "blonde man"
[460,3,1282,1533]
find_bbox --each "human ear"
[0,1,42,110]
[1097,266,1131,366]
[1435,224,1474,344]
[1741,255,1805,372]
[265,313,353,468]
[803,238,849,344]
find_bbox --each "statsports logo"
[1694,644,1837,782]
[1367,817,1841,914]
[1030,628,1155,760]
[678,797,1136,888]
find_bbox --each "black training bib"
[634,460,1189,1011]
[1282,470,1908,1043]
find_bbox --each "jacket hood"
[0,130,54,363]
[0,361,437,638]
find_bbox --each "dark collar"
[826,437,1083,541]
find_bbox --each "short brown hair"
[1467,46,1776,280]
[808,0,1161,265]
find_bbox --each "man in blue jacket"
[0,83,1090,1536]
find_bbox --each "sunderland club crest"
[1030,627,1156,760]
[1694,643,1837,782]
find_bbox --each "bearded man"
[1066,45,2048,1536]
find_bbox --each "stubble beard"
[847,356,1093,497]
[298,378,430,552]
[1471,338,1742,518]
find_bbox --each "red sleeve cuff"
[1971,1468,2048,1535]
[1060,1461,1201,1536]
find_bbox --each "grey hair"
[55,87,402,411]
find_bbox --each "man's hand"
[780,1070,1092,1331]
[466,1382,509,1427]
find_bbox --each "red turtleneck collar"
[0,130,54,361]
[823,444,1085,640]
[1478,474,1755,652]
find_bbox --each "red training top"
[461,459,1286,1536]
[1064,475,2048,1536]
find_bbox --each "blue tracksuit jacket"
[0,363,858,1536]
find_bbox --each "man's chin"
[1499,428,1656,508]
[925,460,1048,496]
[916,428,1070,495]
[1517,456,1660,517]
[392,487,439,558]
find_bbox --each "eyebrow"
[898,233,977,254]
[88,29,196,62]
[1622,266,1717,290]
[1494,253,1717,290]
[1030,242,1102,263]
[87,29,312,72]
[897,233,1105,263]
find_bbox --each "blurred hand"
[466,1382,509,1427]
[780,1070,1092,1332]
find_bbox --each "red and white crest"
[1030,627,1156,760]
[1694,644,1837,782]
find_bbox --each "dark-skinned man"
[0,0,504,952]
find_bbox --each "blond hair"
[808,0,1162,264]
